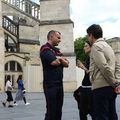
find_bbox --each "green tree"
[74,36,88,63]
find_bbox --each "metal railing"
[2,16,19,37]
[2,0,40,20]
[2,16,20,51]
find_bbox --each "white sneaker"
[13,103,18,106]
[25,102,30,105]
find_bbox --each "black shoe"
[2,102,6,107]
[8,105,13,108]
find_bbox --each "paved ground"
[0,92,120,120]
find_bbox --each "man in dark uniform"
[40,30,69,120]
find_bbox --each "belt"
[81,85,92,88]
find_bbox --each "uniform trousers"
[43,83,64,120]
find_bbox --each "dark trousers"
[93,86,118,120]
[43,84,64,120]
[6,91,13,102]
[79,88,95,120]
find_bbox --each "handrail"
[5,32,20,52]
[2,16,19,37]
[2,16,20,51]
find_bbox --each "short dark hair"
[7,75,11,81]
[87,24,103,39]
[5,75,11,85]
[47,30,61,40]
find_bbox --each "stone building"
[107,37,120,63]
[0,0,77,92]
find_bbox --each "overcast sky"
[70,0,120,39]
[34,0,120,40]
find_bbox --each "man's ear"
[50,35,53,40]
[89,33,92,37]
[90,34,94,40]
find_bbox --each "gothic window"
[5,61,22,72]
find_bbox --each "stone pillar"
[39,0,77,92]
[0,1,5,92]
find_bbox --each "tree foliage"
[74,36,88,63]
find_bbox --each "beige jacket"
[90,38,120,90]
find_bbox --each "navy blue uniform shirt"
[40,43,63,86]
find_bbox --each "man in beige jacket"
[86,24,120,120]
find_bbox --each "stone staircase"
[2,16,19,51]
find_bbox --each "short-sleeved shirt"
[40,43,63,86]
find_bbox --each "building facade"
[107,37,120,64]
[0,0,77,92]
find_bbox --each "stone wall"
[19,24,39,40]
[20,43,42,92]
[0,1,5,92]
[23,65,43,92]
[0,1,2,26]
[20,44,40,64]
[40,0,70,21]
[107,37,120,64]
[40,23,74,53]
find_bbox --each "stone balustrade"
[2,0,40,19]
[2,16,19,37]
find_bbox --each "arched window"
[5,61,22,72]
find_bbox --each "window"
[10,61,15,71]
[5,63,8,71]
[17,63,22,71]
[5,61,22,72]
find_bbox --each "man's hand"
[59,57,69,67]
[115,85,120,94]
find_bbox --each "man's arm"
[51,57,69,67]
[50,58,61,66]
[91,45,116,86]
[92,45,120,94]
[59,57,69,67]
[40,49,64,66]
[40,47,69,67]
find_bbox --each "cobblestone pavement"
[0,92,120,120]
